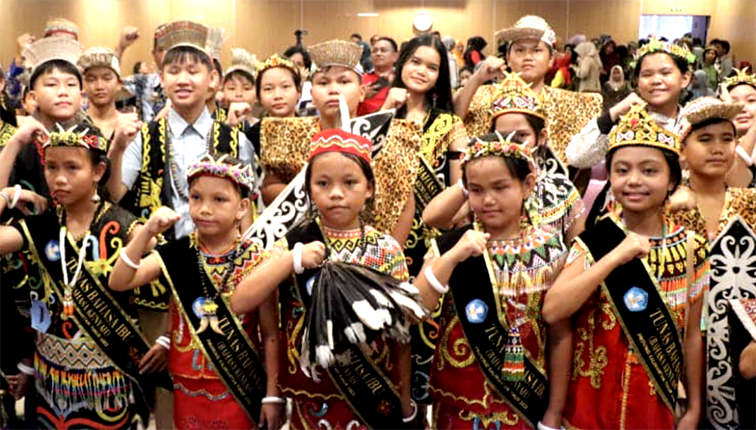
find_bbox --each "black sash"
[20,220,172,423]
[438,226,548,428]
[577,216,684,412]
[285,221,405,430]
[413,155,445,215]
[157,238,266,420]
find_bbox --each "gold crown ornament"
[491,71,545,121]
[256,53,299,78]
[77,47,121,78]
[495,15,557,48]
[154,20,210,56]
[608,103,681,155]
[225,48,257,79]
[723,68,756,90]
[187,153,255,194]
[44,18,79,39]
[23,36,83,76]
[633,37,697,67]
[309,40,363,75]
[677,97,743,140]
[43,123,108,152]
[463,131,538,175]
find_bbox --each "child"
[231,129,417,429]
[671,97,756,429]
[543,104,708,429]
[78,47,131,139]
[413,132,571,429]
[256,54,301,120]
[0,123,170,429]
[721,68,756,187]
[109,153,283,430]
[221,48,258,126]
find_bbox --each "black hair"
[213,58,224,80]
[132,61,143,75]
[712,39,731,54]
[351,33,362,41]
[223,69,255,87]
[391,34,454,117]
[284,46,312,70]
[375,37,398,53]
[488,112,546,136]
[187,153,252,199]
[304,151,375,218]
[30,60,83,89]
[459,66,473,76]
[633,51,690,78]
[506,38,555,56]
[255,64,302,100]
[606,147,682,192]
[688,117,736,136]
[727,81,756,92]
[161,46,214,71]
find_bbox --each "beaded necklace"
[193,234,241,335]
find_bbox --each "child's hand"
[4,188,48,216]
[450,230,489,263]
[301,241,326,269]
[226,102,252,127]
[667,186,696,212]
[11,117,47,147]
[139,342,168,374]
[382,88,408,110]
[145,207,181,236]
[111,113,142,152]
[610,232,650,266]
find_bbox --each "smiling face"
[258,67,299,118]
[682,120,737,179]
[400,45,441,96]
[729,84,756,135]
[609,146,676,215]
[44,146,104,205]
[372,39,398,71]
[31,67,83,122]
[161,54,218,113]
[188,175,249,239]
[83,66,121,107]
[308,152,373,230]
[637,53,690,111]
[506,39,553,86]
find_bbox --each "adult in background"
[357,37,398,116]
[463,36,487,70]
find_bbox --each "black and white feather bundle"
[299,261,428,380]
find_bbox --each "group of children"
[0,12,755,430]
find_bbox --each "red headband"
[308,129,372,164]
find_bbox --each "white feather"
[352,300,383,330]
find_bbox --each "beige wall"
[0,0,754,75]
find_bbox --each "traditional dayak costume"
[563,105,709,429]
[9,125,171,429]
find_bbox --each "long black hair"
[391,34,454,119]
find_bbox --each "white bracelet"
[292,242,304,274]
[537,421,565,430]
[457,178,469,197]
[736,145,753,166]
[402,399,418,423]
[17,362,34,376]
[261,396,286,405]
[155,335,170,350]
[119,248,141,270]
[424,266,449,294]
[9,185,21,209]
[0,191,10,206]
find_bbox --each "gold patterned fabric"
[673,188,756,241]
[260,117,320,183]
[465,85,602,164]
[0,121,16,148]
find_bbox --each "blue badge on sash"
[306,276,316,296]
[465,299,488,324]
[44,240,60,262]
[624,286,648,312]
[31,299,51,333]
[192,296,206,319]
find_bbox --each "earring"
[91,191,101,203]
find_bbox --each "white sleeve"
[121,133,143,190]
[565,118,611,169]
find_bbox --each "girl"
[231,129,417,429]
[109,153,284,430]
[0,123,169,429]
[424,72,585,244]
[671,98,756,430]
[413,132,571,430]
[381,34,468,405]
[543,104,708,429]
[721,68,756,187]
[567,37,695,170]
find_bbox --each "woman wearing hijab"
[601,65,631,110]
[575,41,602,93]
[684,69,716,103]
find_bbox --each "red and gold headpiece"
[309,129,372,164]
[43,123,108,152]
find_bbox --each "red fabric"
[358,73,389,116]
[173,376,256,430]
[309,129,372,164]
[563,292,675,429]
[555,54,572,86]
[471,50,483,67]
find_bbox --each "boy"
[78,47,131,139]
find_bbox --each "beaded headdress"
[44,18,79,39]
[187,153,255,193]
[256,53,299,79]
[495,15,556,48]
[77,47,121,78]
[154,20,210,57]
[491,71,545,121]
[677,97,743,140]
[225,48,257,80]
[463,131,538,175]
[609,103,681,155]
[309,129,372,164]
[309,40,363,76]
[23,36,83,77]
[724,68,756,90]
[43,123,108,152]
[633,37,697,67]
